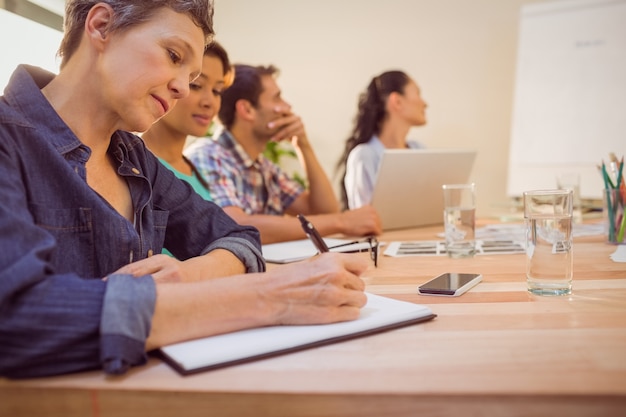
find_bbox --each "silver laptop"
[371,149,477,230]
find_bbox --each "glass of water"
[523,189,573,296]
[442,183,476,258]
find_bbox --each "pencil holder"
[603,188,626,244]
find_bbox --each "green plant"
[263,141,307,189]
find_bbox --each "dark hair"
[59,0,214,68]
[218,64,279,130]
[335,70,410,209]
[205,41,231,83]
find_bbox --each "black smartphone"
[417,273,482,296]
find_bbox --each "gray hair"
[59,0,214,68]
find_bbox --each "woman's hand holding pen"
[258,253,368,325]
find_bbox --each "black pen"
[297,214,329,254]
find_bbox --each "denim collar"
[3,65,135,164]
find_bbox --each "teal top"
[158,157,212,257]
[158,157,212,201]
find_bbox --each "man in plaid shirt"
[185,64,381,244]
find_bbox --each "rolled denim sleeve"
[202,237,266,273]
[100,274,156,375]
[149,151,265,269]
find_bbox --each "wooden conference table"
[1,222,625,416]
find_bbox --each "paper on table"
[262,238,372,263]
[384,240,526,257]
[158,293,435,375]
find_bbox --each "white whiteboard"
[507,0,626,198]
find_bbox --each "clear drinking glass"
[523,189,573,296]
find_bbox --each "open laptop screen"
[371,149,476,230]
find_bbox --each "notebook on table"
[371,149,477,230]
[262,238,373,264]
[157,293,436,375]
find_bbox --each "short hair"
[218,64,279,130]
[204,41,233,87]
[59,0,214,68]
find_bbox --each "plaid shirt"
[185,130,304,215]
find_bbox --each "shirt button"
[131,168,140,175]
[147,249,154,257]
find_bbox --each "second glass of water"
[442,183,476,258]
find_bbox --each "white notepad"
[158,293,436,375]
[262,238,373,263]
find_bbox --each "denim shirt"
[0,65,265,378]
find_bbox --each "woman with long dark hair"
[336,71,428,209]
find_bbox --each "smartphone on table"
[417,273,482,296]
